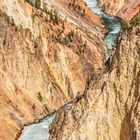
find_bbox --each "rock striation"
[0,0,107,139]
[49,27,140,140]
[0,0,139,139]
[99,0,140,21]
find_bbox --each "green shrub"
[121,11,140,29]
[63,37,70,45]
[36,92,43,102]
[130,11,140,26]
[67,31,74,42]
[121,20,130,29]
[52,10,59,25]
[0,10,4,16]
[35,0,41,9]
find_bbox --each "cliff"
[50,27,140,140]
[0,0,108,139]
[99,0,140,21]
[0,0,140,140]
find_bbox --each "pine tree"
[35,0,41,9]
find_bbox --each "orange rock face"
[0,0,108,139]
[99,0,140,21]
[49,26,140,140]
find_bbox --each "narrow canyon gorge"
[0,0,139,140]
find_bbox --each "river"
[19,0,122,140]
[19,113,56,140]
[85,0,122,50]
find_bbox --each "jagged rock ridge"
[49,27,140,140]
[0,0,139,139]
[0,0,108,139]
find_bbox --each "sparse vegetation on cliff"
[0,10,5,16]
[36,92,43,102]
[50,28,87,55]
[130,11,140,26]
[1,0,140,139]
[68,0,86,17]
[49,26,140,140]
[25,0,41,9]
[24,0,87,56]
[121,11,140,29]
[35,0,41,9]
[44,8,61,25]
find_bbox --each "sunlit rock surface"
[49,27,140,140]
[0,0,108,139]
[99,0,140,21]
[0,0,139,140]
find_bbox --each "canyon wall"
[0,0,139,139]
[50,27,140,140]
[99,0,140,21]
[0,0,107,139]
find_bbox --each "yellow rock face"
[0,0,108,139]
[49,27,140,140]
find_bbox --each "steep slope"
[0,0,108,139]
[49,27,140,140]
[99,0,140,21]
